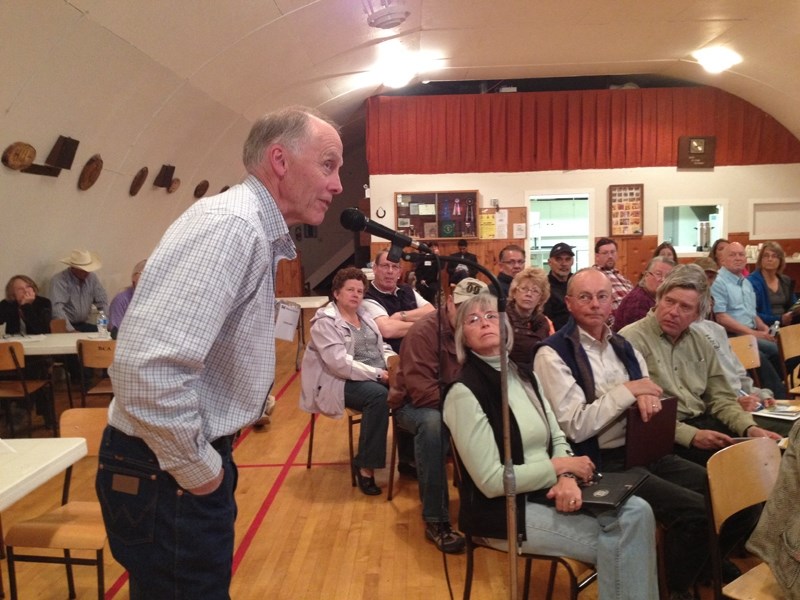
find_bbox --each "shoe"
[253,395,276,428]
[425,522,466,554]
[353,465,381,496]
[397,461,418,479]
[721,559,742,583]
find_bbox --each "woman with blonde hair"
[507,267,551,370]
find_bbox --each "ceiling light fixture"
[691,46,742,74]
[362,0,410,29]
[370,42,443,88]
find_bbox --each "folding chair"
[729,334,761,387]
[0,341,57,437]
[76,339,116,407]
[49,318,75,408]
[777,323,800,396]
[5,408,109,600]
[705,438,783,600]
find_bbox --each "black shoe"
[721,559,742,583]
[425,522,466,554]
[353,465,381,496]
[397,461,418,479]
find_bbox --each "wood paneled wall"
[276,254,304,297]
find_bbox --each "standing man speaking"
[96,107,343,599]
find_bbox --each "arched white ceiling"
[1,0,798,289]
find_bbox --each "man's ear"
[268,144,288,178]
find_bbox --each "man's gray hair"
[453,292,513,364]
[655,264,711,321]
[242,106,339,172]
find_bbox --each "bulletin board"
[608,184,644,237]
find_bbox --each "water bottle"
[97,310,109,339]
[769,320,780,337]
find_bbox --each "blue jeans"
[756,337,788,399]
[394,403,450,523]
[483,496,658,600]
[96,427,238,600]
[344,380,389,470]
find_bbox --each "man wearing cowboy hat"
[50,249,108,332]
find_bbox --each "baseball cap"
[694,257,719,273]
[452,277,488,304]
[549,243,575,258]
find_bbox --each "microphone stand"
[400,247,518,600]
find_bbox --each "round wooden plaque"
[78,154,103,190]
[194,179,210,198]
[167,178,181,194]
[129,167,148,196]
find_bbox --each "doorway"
[528,194,590,273]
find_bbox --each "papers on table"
[755,401,800,421]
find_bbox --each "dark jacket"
[748,269,797,325]
[0,296,52,335]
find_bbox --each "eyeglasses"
[516,286,542,296]
[646,271,667,281]
[465,312,500,326]
[376,262,400,271]
[568,292,612,305]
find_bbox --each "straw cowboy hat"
[60,249,102,272]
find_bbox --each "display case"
[395,190,479,240]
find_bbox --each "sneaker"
[254,395,276,428]
[425,522,466,554]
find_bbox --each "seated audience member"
[50,249,108,332]
[748,241,800,327]
[0,275,54,427]
[300,267,394,496]
[0,275,52,335]
[506,267,551,371]
[711,242,787,398]
[534,267,731,599]
[496,244,526,297]
[443,292,659,600]
[620,265,781,466]
[109,259,147,338]
[747,420,800,599]
[593,237,633,314]
[362,250,434,353]
[654,241,679,264]
[413,242,442,305]
[388,277,487,554]
[708,238,729,268]
[612,256,675,332]
[447,239,478,285]
[543,242,574,331]
[690,318,793,436]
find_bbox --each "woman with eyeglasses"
[748,241,800,327]
[300,267,394,495]
[443,292,658,599]
[507,267,552,371]
[611,256,675,332]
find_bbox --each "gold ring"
[569,499,576,505]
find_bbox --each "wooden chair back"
[50,318,69,333]
[0,341,26,371]
[777,323,800,393]
[729,334,760,371]
[77,338,116,369]
[706,437,782,599]
[59,408,108,456]
[387,354,400,388]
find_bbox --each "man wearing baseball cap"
[543,242,575,331]
[388,277,487,554]
[50,249,108,332]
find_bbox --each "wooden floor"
[1,331,739,599]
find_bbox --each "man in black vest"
[533,268,730,600]
[446,239,478,285]
[363,250,434,353]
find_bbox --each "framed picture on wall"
[608,184,644,237]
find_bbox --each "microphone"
[340,208,431,253]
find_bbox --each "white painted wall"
[367,164,800,247]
